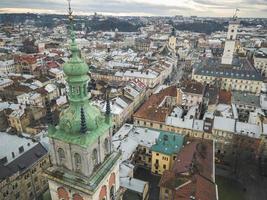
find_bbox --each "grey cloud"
[0,0,266,17]
[0,0,191,15]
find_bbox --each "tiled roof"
[232,91,260,107]
[0,143,47,180]
[159,140,216,200]
[174,175,217,200]
[178,80,204,95]
[193,57,262,81]
[133,86,177,122]
[218,90,232,104]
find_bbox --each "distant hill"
[0,13,141,32]
[87,17,140,32]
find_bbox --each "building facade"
[45,10,120,200]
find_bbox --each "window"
[92,149,98,166]
[74,153,82,172]
[110,185,115,200]
[58,148,65,165]
[163,164,166,169]
[104,138,109,155]
[15,192,20,199]
[162,156,169,161]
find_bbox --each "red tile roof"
[218,90,232,104]
[174,175,217,200]
[159,139,217,200]
[133,86,177,122]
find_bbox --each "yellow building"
[151,132,184,175]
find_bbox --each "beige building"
[192,16,262,94]
[0,133,50,200]
[176,80,205,109]
[7,108,30,133]
[254,49,267,77]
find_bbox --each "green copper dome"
[48,13,112,147]
[63,43,89,77]
[58,103,104,134]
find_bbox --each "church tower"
[221,11,239,65]
[168,27,177,52]
[45,1,121,200]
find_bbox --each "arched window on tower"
[104,138,109,156]
[58,148,65,166]
[92,148,98,167]
[110,185,115,200]
[74,153,82,172]
[57,187,69,200]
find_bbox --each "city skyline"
[0,0,267,18]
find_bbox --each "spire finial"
[105,90,111,116]
[233,8,240,20]
[105,86,111,123]
[80,107,87,134]
[67,0,75,43]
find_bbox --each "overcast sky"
[0,0,267,18]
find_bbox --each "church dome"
[63,43,89,77]
[58,103,104,135]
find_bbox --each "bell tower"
[168,27,176,52]
[221,9,240,65]
[45,1,121,200]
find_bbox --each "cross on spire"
[233,8,240,20]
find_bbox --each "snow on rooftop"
[213,116,235,133]
[120,177,147,193]
[165,116,194,129]
[115,70,158,79]
[113,124,160,162]
[235,122,261,138]
[0,132,38,165]
[45,83,57,93]
[0,102,24,111]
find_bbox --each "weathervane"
[233,8,240,20]
[67,0,73,21]
[67,0,75,42]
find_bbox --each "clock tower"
[45,1,121,200]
